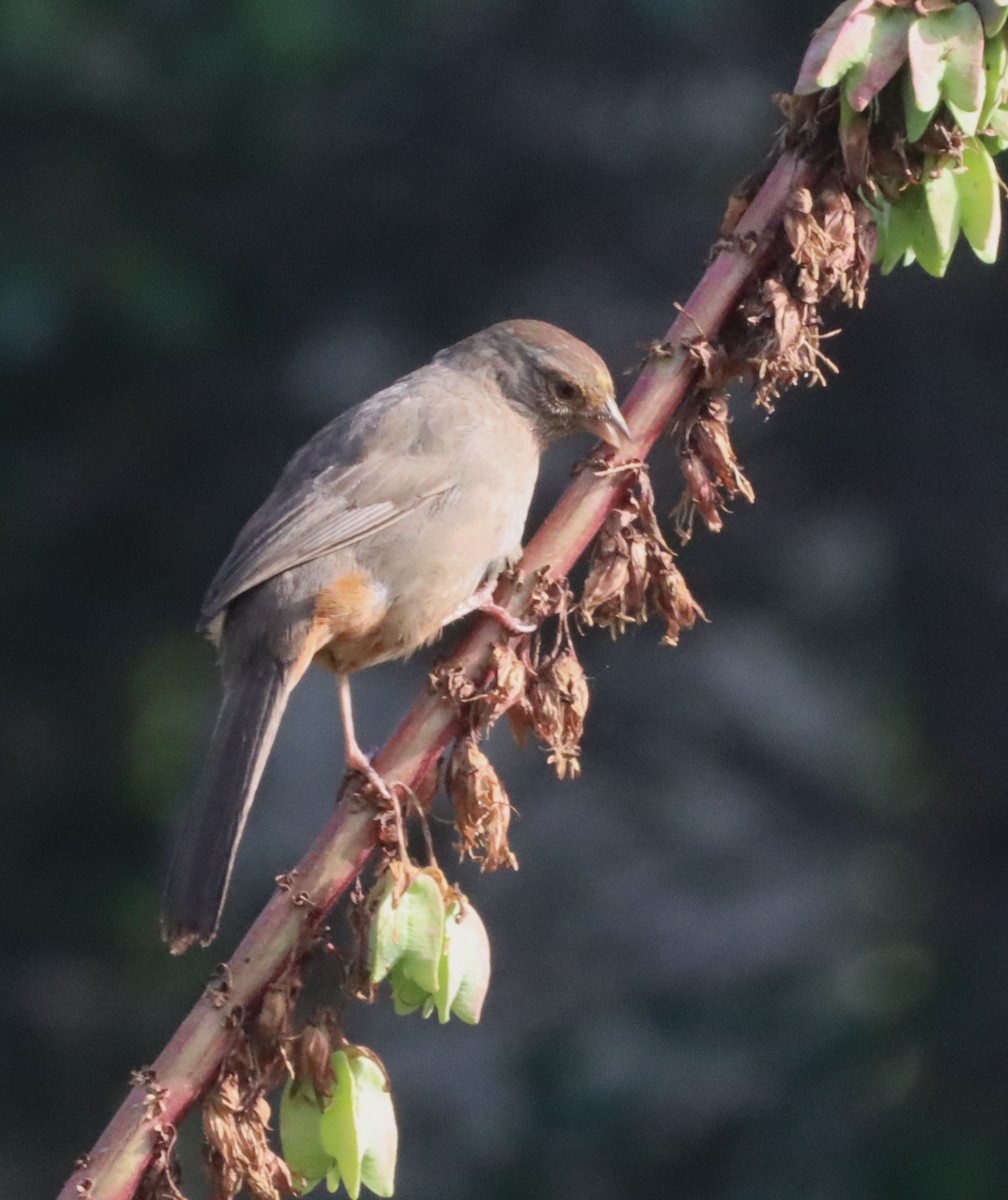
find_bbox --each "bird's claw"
[478,600,536,636]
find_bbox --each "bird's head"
[439,319,629,449]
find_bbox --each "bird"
[162,319,628,953]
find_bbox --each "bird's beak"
[590,395,632,448]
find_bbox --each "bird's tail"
[162,662,293,954]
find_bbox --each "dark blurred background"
[4,1,1008,1197]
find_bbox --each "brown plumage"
[162,319,627,953]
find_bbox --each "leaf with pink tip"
[795,0,876,95]
[903,65,939,142]
[844,8,912,111]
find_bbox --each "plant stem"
[59,149,816,1200]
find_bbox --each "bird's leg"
[442,582,536,635]
[337,672,392,800]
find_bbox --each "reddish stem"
[59,150,816,1200]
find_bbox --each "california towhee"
[162,319,627,953]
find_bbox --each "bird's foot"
[477,600,536,636]
[344,745,394,801]
[443,584,536,636]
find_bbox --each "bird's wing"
[199,452,455,627]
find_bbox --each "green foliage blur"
[4,2,1008,1199]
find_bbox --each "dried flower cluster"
[195,968,314,1200]
[202,1073,293,1200]
[741,183,874,409]
[446,736,517,870]
[672,391,755,541]
[667,127,877,538]
[581,462,706,644]
[430,573,600,865]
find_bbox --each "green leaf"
[903,66,938,143]
[908,12,948,113]
[975,0,1008,38]
[280,1080,335,1195]
[433,900,463,1024]
[916,165,962,276]
[957,137,1002,262]
[980,33,1008,128]
[319,1050,398,1200]
[368,869,446,995]
[985,105,1008,149]
[351,1054,398,1199]
[908,6,985,135]
[389,964,426,1016]
[875,193,910,274]
[429,897,492,1024]
[447,900,492,1025]
[321,1052,361,1200]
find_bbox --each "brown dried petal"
[679,452,723,534]
[692,407,755,504]
[505,698,535,749]
[580,501,643,632]
[720,190,749,235]
[840,103,872,187]
[764,278,805,355]
[649,553,707,647]
[485,642,528,718]
[203,1072,294,1200]
[429,662,481,708]
[255,984,292,1048]
[446,737,517,871]
[686,337,730,390]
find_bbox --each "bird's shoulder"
[198,362,528,628]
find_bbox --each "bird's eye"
[554,380,578,403]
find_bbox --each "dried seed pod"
[581,541,631,629]
[255,982,294,1052]
[623,532,651,619]
[581,498,653,635]
[532,647,590,779]
[581,507,633,627]
[691,397,755,504]
[485,642,528,719]
[505,697,535,749]
[293,1021,335,1099]
[446,737,517,871]
[648,550,707,647]
[678,451,723,534]
[203,1076,241,1192]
